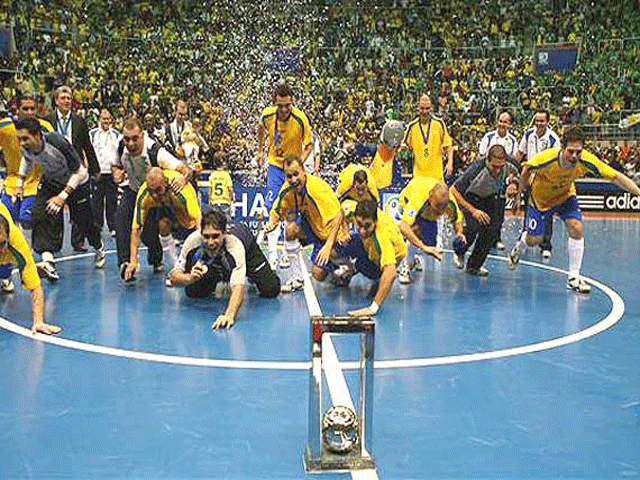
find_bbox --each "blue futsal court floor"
[1,214,639,479]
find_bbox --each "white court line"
[299,253,378,480]
[0,254,625,371]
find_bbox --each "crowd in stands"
[2,0,640,182]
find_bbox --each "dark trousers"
[460,194,503,271]
[185,243,280,298]
[32,181,102,255]
[91,173,118,231]
[115,187,162,267]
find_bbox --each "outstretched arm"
[612,172,640,196]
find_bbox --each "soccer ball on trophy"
[380,120,405,150]
[322,405,359,454]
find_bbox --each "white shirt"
[517,126,560,161]
[478,129,518,158]
[90,126,120,174]
[55,110,73,143]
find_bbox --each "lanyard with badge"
[418,116,432,157]
[57,114,71,138]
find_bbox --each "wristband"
[369,301,379,315]
[58,190,69,202]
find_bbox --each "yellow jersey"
[399,176,462,226]
[271,173,349,243]
[133,170,201,230]
[404,116,452,179]
[362,210,407,268]
[0,117,53,196]
[0,203,40,290]
[260,106,313,169]
[336,163,380,203]
[525,147,618,211]
[208,169,233,206]
[368,144,396,189]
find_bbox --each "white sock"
[406,242,416,267]
[267,224,281,260]
[42,251,54,264]
[518,231,529,252]
[160,234,177,268]
[567,237,584,278]
[286,239,302,279]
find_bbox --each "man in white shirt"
[515,109,560,258]
[89,109,119,236]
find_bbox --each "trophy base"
[303,446,375,473]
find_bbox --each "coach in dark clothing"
[450,145,520,276]
[170,210,281,330]
[15,117,105,281]
[46,85,101,252]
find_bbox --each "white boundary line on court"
[0,253,625,371]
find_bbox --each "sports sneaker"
[1,278,15,293]
[508,244,521,270]
[398,268,412,284]
[567,276,591,293]
[95,250,106,269]
[413,255,423,271]
[165,276,173,287]
[36,261,59,282]
[281,277,304,293]
[330,263,355,287]
[453,253,464,269]
[279,253,290,269]
[541,249,552,259]
[467,266,489,277]
[495,241,506,251]
[153,262,165,274]
[110,230,116,237]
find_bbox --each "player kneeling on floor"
[342,199,407,317]
[0,205,61,334]
[169,210,281,330]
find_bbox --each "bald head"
[429,181,450,215]
[146,167,165,189]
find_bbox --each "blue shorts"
[1,194,36,228]
[415,216,438,247]
[297,216,339,273]
[396,208,438,247]
[265,164,285,211]
[147,206,196,241]
[526,196,582,237]
[342,233,381,280]
[0,263,13,280]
